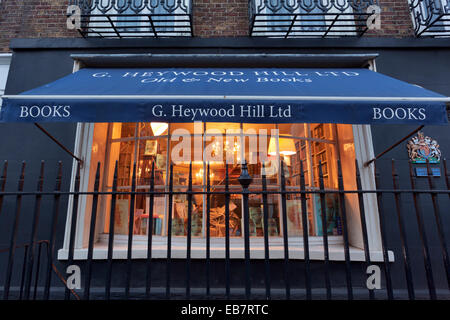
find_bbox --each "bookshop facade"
[1,38,450,298]
[2,61,447,259]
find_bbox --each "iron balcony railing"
[410,0,450,37]
[249,0,379,38]
[68,0,193,38]
[0,159,449,300]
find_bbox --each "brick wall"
[0,0,416,53]
[193,0,249,37]
[0,0,79,52]
[366,0,415,37]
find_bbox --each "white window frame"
[0,53,12,109]
[57,59,394,262]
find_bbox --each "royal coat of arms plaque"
[407,131,441,164]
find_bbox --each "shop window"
[96,123,349,238]
[60,120,385,261]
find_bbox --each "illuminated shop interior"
[89,122,357,239]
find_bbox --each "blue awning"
[1,68,448,124]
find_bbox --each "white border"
[0,53,12,109]
[0,53,12,65]
[58,235,394,261]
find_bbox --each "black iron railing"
[0,239,80,300]
[249,0,379,37]
[0,158,449,300]
[410,0,450,37]
[68,0,193,38]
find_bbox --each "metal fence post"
[24,161,45,300]
[239,160,252,300]
[3,162,26,300]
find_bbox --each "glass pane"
[208,189,242,237]
[171,187,204,237]
[311,141,337,189]
[115,140,135,187]
[247,192,280,236]
[285,194,316,236]
[136,138,167,186]
[132,196,166,236]
[310,123,335,141]
[107,140,135,235]
[206,122,240,133]
[313,193,342,236]
[171,160,203,187]
[203,131,242,186]
[244,127,277,182]
[111,122,136,139]
[243,123,275,132]
[138,122,169,137]
[289,139,310,187]
[113,194,133,235]
[170,122,202,134]
[278,123,307,138]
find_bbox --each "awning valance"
[1,68,448,124]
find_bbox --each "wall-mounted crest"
[407,131,441,164]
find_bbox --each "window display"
[92,122,355,238]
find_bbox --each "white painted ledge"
[57,235,394,262]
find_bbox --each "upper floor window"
[409,0,450,37]
[71,0,192,38]
[249,0,377,37]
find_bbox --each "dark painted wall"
[0,50,78,296]
[371,50,450,297]
[0,42,449,298]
